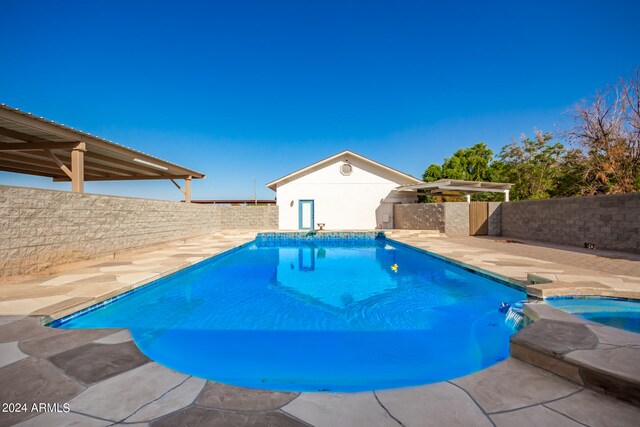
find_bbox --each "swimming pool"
[547,297,640,333]
[54,235,525,392]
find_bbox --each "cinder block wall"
[0,186,278,278]
[501,193,640,253]
[220,205,279,230]
[393,203,469,236]
[488,202,502,236]
[393,204,445,232]
[443,203,469,237]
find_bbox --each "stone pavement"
[512,302,640,406]
[1,316,639,426]
[0,231,258,320]
[387,231,640,300]
[1,231,640,425]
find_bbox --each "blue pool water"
[547,297,640,333]
[55,237,525,392]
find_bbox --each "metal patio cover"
[0,104,204,201]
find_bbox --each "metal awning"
[397,179,512,201]
[0,104,205,201]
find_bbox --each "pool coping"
[510,301,640,406]
[44,232,639,327]
[47,234,533,327]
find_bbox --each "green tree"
[422,164,442,182]
[434,142,495,181]
[421,142,501,201]
[499,131,566,200]
[550,148,587,198]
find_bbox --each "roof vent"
[340,162,353,176]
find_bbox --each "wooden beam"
[47,152,73,179]
[0,159,68,176]
[71,143,85,193]
[53,174,193,182]
[0,141,78,151]
[54,151,139,177]
[0,151,110,178]
[0,165,67,179]
[171,179,186,195]
[185,176,192,203]
[0,156,103,180]
[0,152,67,172]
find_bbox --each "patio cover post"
[466,194,471,204]
[504,190,510,202]
[185,176,192,203]
[71,142,86,193]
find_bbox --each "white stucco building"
[266,150,421,230]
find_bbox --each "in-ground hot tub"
[547,297,640,334]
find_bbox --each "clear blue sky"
[1,0,639,200]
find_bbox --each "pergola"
[397,179,512,202]
[0,104,204,201]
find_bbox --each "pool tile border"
[49,234,533,328]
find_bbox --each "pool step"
[525,279,640,300]
[510,303,640,406]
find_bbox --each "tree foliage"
[499,131,567,200]
[420,69,639,201]
[442,143,494,181]
[422,142,503,201]
[422,164,442,182]
[567,69,640,194]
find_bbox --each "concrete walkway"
[1,231,639,426]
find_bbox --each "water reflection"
[274,242,398,309]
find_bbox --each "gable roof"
[266,150,423,191]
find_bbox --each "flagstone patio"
[1,315,639,426]
[0,231,639,426]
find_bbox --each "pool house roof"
[0,104,204,201]
[266,150,423,191]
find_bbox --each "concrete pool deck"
[0,231,639,425]
[0,230,259,321]
[387,231,640,300]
